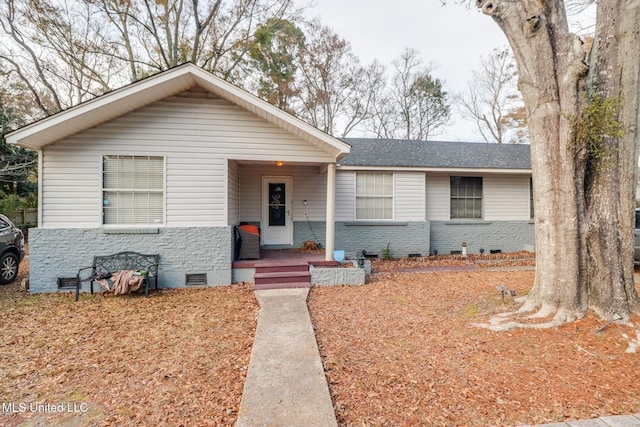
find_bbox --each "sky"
[306,0,596,142]
[307,0,508,142]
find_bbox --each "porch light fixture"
[275,160,284,167]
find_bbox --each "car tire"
[0,252,19,285]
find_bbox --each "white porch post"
[325,162,336,261]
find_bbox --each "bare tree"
[1,0,64,114]
[0,86,37,194]
[471,0,640,326]
[368,49,451,140]
[457,48,527,143]
[0,0,305,114]
[24,0,118,99]
[295,20,384,137]
[338,60,387,137]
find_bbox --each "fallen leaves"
[3,254,640,426]
[309,263,640,427]
[0,258,258,427]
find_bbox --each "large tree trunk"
[477,0,640,323]
[584,0,640,319]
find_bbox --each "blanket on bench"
[95,270,146,295]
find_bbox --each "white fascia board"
[7,63,351,158]
[336,165,532,174]
[7,67,198,150]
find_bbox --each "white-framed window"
[102,155,164,225]
[450,176,482,219]
[355,172,393,220]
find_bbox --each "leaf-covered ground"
[309,260,640,427]
[3,254,640,426]
[0,258,258,427]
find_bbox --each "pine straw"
[3,256,640,426]
[309,265,640,427]
[0,259,258,427]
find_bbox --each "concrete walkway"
[236,287,640,427]
[530,414,640,426]
[236,288,337,427]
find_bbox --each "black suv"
[0,214,25,285]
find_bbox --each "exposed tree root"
[517,300,557,318]
[473,298,583,331]
[474,298,640,356]
[473,317,562,331]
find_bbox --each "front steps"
[253,262,311,291]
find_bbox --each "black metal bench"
[75,251,159,301]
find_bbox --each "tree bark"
[583,0,640,319]
[477,0,640,323]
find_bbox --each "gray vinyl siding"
[228,160,240,225]
[394,172,426,221]
[238,166,261,222]
[483,175,531,220]
[40,92,335,228]
[425,173,531,221]
[425,174,450,221]
[166,156,225,226]
[335,171,355,221]
[41,153,102,228]
[291,168,327,221]
[334,171,426,221]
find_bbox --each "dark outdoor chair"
[235,224,261,260]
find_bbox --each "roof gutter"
[335,165,532,174]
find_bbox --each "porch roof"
[7,63,351,160]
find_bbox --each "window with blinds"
[355,172,393,220]
[450,176,482,219]
[102,155,164,225]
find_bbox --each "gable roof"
[6,63,350,159]
[338,139,531,171]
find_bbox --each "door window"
[268,183,286,226]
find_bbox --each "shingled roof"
[338,139,531,170]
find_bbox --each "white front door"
[262,176,293,245]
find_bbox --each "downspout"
[325,162,336,261]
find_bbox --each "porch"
[232,249,367,289]
[228,160,339,261]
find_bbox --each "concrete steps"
[253,262,311,290]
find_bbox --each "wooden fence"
[5,208,37,226]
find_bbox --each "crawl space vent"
[185,273,207,286]
[58,277,79,289]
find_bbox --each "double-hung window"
[102,155,164,225]
[355,172,393,220]
[450,176,482,219]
